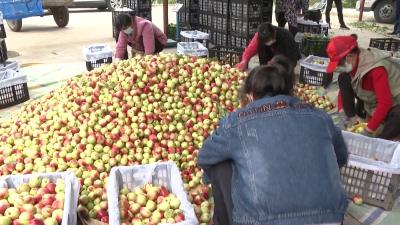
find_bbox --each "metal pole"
[163,0,168,34]
[359,0,365,21]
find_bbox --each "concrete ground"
[3,6,396,76]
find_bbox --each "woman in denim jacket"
[198,58,349,225]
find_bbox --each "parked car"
[356,0,396,24]
[70,0,123,10]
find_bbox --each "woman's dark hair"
[240,63,295,102]
[115,13,134,30]
[350,34,360,54]
[257,23,276,42]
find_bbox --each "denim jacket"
[198,95,348,225]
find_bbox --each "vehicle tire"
[6,20,22,32]
[374,0,396,24]
[107,0,123,11]
[51,6,69,28]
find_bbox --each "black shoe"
[340,25,350,30]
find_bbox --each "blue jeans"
[394,0,400,33]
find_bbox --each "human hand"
[236,61,248,72]
[360,127,375,138]
[344,116,362,128]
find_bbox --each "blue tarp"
[0,0,44,20]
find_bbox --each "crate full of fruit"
[299,55,332,87]
[107,161,198,225]
[340,131,400,210]
[300,34,330,58]
[0,171,80,225]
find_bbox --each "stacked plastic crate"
[177,0,199,30]
[208,0,229,47]
[125,0,152,21]
[198,0,212,34]
[111,0,152,40]
[229,0,272,49]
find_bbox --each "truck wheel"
[374,0,396,24]
[107,0,123,11]
[6,20,22,32]
[52,6,69,28]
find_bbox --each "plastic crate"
[199,0,210,12]
[178,10,199,28]
[229,34,252,49]
[0,39,8,64]
[210,30,229,46]
[0,60,19,72]
[230,17,259,37]
[124,0,151,10]
[209,46,243,66]
[107,162,198,225]
[178,0,199,12]
[369,38,400,52]
[137,9,151,21]
[0,70,29,109]
[83,44,113,71]
[230,0,263,19]
[299,55,332,87]
[199,12,212,28]
[211,0,228,15]
[0,0,44,20]
[180,30,209,47]
[297,20,329,36]
[0,172,80,225]
[212,14,228,32]
[340,131,400,210]
[177,42,208,57]
[111,8,134,39]
[301,35,330,57]
[341,166,400,210]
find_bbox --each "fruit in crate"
[293,84,336,112]
[353,195,363,205]
[0,53,246,223]
[345,122,368,134]
[0,177,65,225]
[119,184,185,224]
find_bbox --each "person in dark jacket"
[236,23,301,71]
[200,56,349,225]
[388,0,400,37]
[325,0,350,29]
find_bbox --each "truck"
[356,0,396,24]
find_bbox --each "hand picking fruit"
[326,35,400,140]
[0,176,65,225]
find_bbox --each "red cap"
[326,35,358,73]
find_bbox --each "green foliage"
[349,21,390,33]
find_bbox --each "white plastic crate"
[342,131,400,174]
[180,30,209,40]
[83,44,113,62]
[0,171,80,225]
[300,55,330,72]
[177,42,208,57]
[0,70,26,86]
[107,161,198,225]
[0,60,19,72]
